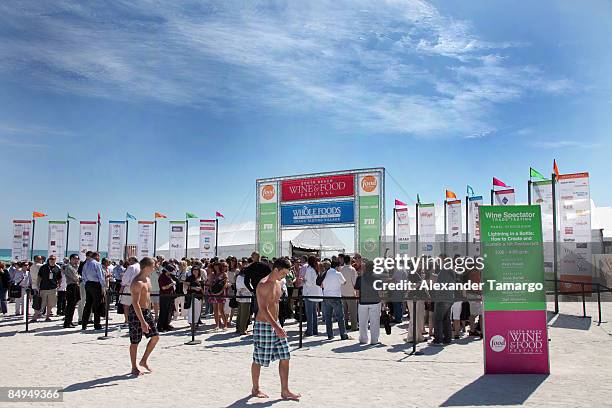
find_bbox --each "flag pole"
[490,188,494,205]
[185,218,189,259]
[415,202,419,258]
[30,218,36,261]
[443,200,447,255]
[153,220,157,257]
[96,217,101,252]
[465,195,469,257]
[528,180,532,205]
[65,218,70,258]
[124,217,129,260]
[552,172,559,314]
[215,218,219,257]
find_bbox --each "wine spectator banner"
[418,203,436,256]
[48,221,67,259]
[358,173,382,260]
[281,174,354,202]
[137,221,155,259]
[479,205,549,374]
[12,220,31,261]
[281,200,355,226]
[395,207,410,254]
[199,219,216,259]
[79,221,97,258]
[494,189,516,206]
[468,196,483,256]
[531,180,555,284]
[558,172,592,292]
[257,182,279,258]
[108,221,126,260]
[169,221,186,260]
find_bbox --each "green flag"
[186,212,198,219]
[67,213,77,220]
[530,167,546,180]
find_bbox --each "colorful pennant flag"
[215,211,225,218]
[155,212,167,219]
[67,213,77,220]
[98,212,101,224]
[553,159,559,177]
[493,177,508,188]
[32,211,46,218]
[394,199,407,207]
[126,212,137,221]
[186,212,198,219]
[445,190,456,199]
[530,167,546,180]
[467,185,475,197]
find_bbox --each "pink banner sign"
[484,310,550,374]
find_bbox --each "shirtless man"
[128,257,159,376]
[251,257,300,401]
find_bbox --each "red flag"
[97,212,101,224]
[32,211,46,218]
[394,199,407,207]
[553,159,559,177]
[493,177,508,188]
[445,190,456,199]
[215,211,224,218]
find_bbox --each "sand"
[1,299,611,408]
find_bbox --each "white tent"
[156,221,346,259]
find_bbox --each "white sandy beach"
[1,300,611,408]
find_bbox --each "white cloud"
[0,0,571,138]
[529,140,601,149]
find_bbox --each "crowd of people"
[0,250,483,347]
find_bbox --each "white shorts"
[451,301,463,321]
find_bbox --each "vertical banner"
[531,180,555,285]
[199,219,216,259]
[494,189,516,206]
[468,196,483,256]
[479,205,549,374]
[137,221,155,259]
[79,221,97,258]
[257,182,279,258]
[557,172,592,292]
[446,200,463,255]
[395,207,410,254]
[358,173,381,260]
[48,221,67,259]
[108,221,126,261]
[418,204,436,256]
[169,221,186,260]
[12,220,32,261]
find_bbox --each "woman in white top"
[303,256,322,336]
[12,263,29,316]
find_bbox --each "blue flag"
[126,212,137,220]
[467,185,475,197]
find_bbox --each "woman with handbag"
[235,268,252,335]
[303,256,322,337]
[209,262,229,331]
[184,266,204,329]
[11,262,29,316]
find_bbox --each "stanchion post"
[299,296,303,349]
[185,293,201,345]
[597,284,601,325]
[24,289,30,333]
[406,300,423,356]
[581,283,586,318]
[98,289,112,340]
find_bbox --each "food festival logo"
[507,329,545,354]
[281,174,354,201]
[261,184,275,201]
[489,335,506,352]
[360,175,377,193]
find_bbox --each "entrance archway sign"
[256,168,385,258]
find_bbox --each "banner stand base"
[97,335,112,340]
[185,340,202,345]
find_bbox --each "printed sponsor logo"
[360,175,377,193]
[261,184,275,201]
[490,335,506,352]
[171,226,183,232]
[262,242,274,255]
[508,329,544,355]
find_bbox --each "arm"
[94,263,106,289]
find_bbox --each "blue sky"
[0,0,610,250]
